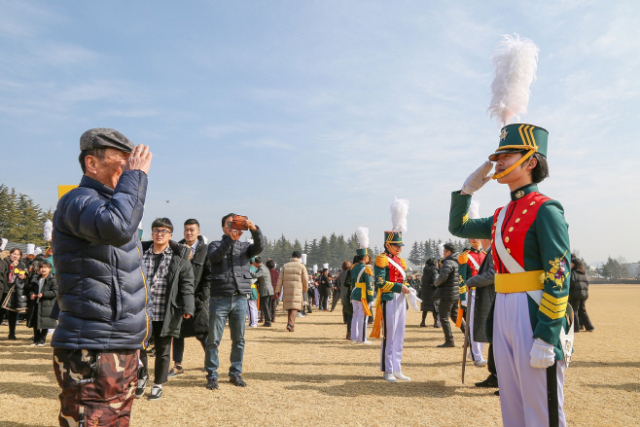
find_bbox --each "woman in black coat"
[569,255,594,332]
[27,261,57,345]
[5,270,29,340]
[420,259,440,328]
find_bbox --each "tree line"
[0,184,53,247]
[260,234,467,272]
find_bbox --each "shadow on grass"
[0,381,59,399]
[585,383,639,393]
[0,423,57,427]
[268,361,460,368]
[570,361,640,369]
[284,379,488,398]
[0,363,52,375]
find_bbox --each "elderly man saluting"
[52,128,152,427]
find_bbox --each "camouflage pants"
[53,348,139,427]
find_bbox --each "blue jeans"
[205,294,247,380]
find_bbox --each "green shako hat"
[490,123,548,179]
[356,248,369,256]
[384,231,404,247]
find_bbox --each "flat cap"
[80,128,135,153]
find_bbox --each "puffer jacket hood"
[51,171,150,350]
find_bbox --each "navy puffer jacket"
[51,171,150,350]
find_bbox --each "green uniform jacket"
[448,184,571,361]
[374,253,406,302]
[350,263,374,303]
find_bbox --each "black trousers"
[438,298,465,344]
[487,343,497,377]
[271,296,277,322]
[330,288,340,311]
[172,335,207,364]
[569,298,594,331]
[260,296,272,324]
[139,321,172,385]
[0,293,8,321]
[319,290,330,310]
[8,311,18,338]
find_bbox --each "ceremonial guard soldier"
[370,199,412,383]
[458,226,488,366]
[449,122,573,426]
[350,227,374,344]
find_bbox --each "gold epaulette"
[400,258,407,269]
[376,254,389,268]
[458,251,469,264]
[365,266,373,276]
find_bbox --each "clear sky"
[1,1,638,265]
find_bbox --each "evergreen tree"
[408,242,421,266]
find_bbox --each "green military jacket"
[350,263,374,303]
[448,184,571,361]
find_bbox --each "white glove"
[462,161,493,195]
[530,338,556,369]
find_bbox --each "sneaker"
[383,372,397,383]
[361,340,372,345]
[475,375,499,388]
[29,342,37,347]
[37,342,46,347]
[394,372,411,381]
[206,378,219,390]
[135,376,148,398]
[229,374,246,387]
[474,360,488,367]
[168,366,184,377]
[148,386,162,401]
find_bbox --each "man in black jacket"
[169,219,211,378]
[434,243,464,347]
[318,269,331,311]
[136,218,195,401]
[465,240,499,390]
[205,214,264,390]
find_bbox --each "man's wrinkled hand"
[123,144,153,175]
[461,160,493,195]
[244,219,257,231]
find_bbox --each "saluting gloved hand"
[461,160,493,195]
[530,338,556,369]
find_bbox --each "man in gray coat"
[251,257,273,327]
[465,239,498,389]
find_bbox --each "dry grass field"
[1,284,638,427]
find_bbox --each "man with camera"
[204,214,264,390]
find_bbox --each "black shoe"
[8,335,17,340]
[135,375,148,398]
[230,374,246,387]
[148,386,163,401]
[206,378,219,390]
[419,323,426,328]
[494,390,500,396]
[475,375,499,388]
[437,342,455,348]
[261,322,272,327]
[585,327,595,332]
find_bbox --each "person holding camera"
[204,214,264,391]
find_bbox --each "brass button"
[509,227,514,232]
[516,190,524,198]
[530,201,536,206]
[515,218,521,223]
[507,248,511,253]
[522,209,528,214]
[505,237,510,243]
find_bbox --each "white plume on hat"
[488,34,539,126]
[313,264,318,274]
[438,242,445,258]
[469,201,481,220]
[27,243,35,255]
[390,198,410,233]
[323,263,329,270]
[301,254,307,265]
[0,238,7,251]
[43,220,53,243]
[356,227,369,250]
[35,247,43,255]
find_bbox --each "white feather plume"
[488,34,539,126]
[356,227,370,250]
[469,201,481,220]
[313,264,318,274]
[0,238,7,251]
[301,254,307,265]
[43,220,53,243]
[390,198,410,233]
[438,243,445,258]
